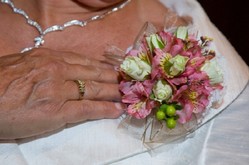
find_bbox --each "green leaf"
[175,26,188,40]
[174,104,183,110]
[150,93,155,100]
[146,34,165,53]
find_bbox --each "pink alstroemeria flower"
[173,72,213,123]
[119,80,156,119]
[158,31,174,52]
[152,49,189,80]
[127,100,156,119]
[151,49,171,79]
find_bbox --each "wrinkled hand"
[0,48,124,140]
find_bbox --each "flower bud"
[120,56,151,81]
[153,80,172,102]
[168,55,189,76]
[146,34,164,52]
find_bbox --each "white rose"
[201,59,223,85]
[168,55,189,76]
[153,80,172,102]
[120,56,151,81]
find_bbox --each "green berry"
[166,105,176,117]
[166,118,177,129]
[159,104,168,112]
[156,111,166,120]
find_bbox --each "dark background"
[197,0,249,65]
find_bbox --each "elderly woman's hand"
[0,48,124,140]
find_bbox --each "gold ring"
[74,80,85,100]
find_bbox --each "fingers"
[65,80,121,101]
[24,48,119,83]
[61,64,119,83]
[21,48,121,102]
[29,48,114,69]
[68,81,121,101]
[61,100,125,124]
[60,51,114,69]
[30,79,121,102]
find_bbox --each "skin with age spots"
[0,0,188,139]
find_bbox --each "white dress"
[1,0,248,164]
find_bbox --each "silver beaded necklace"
[0,0,131,52]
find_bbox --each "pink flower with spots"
[172,72,213,123]
[119,80,157,119]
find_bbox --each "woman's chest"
[0,0,184,58]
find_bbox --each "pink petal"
[119,81,133,94]
[127,101,152,119]
[177,103,193,124]
[170,45,182,56]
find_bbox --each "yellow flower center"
[134,102,144,111]
[188,91,198,100]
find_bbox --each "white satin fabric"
[0,0,249,165]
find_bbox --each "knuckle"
[46,61,60,71]
[26,49,67,75]
[81,101,118,120]
[103,102,122,118]
[34,80,58,99]
[94,67,104,80]
[82,101,94,113]
[42,60,65,75]
[87,81,101,98]
[74,102,94,121]
[82,56,91,65]
[81,106,93,119]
